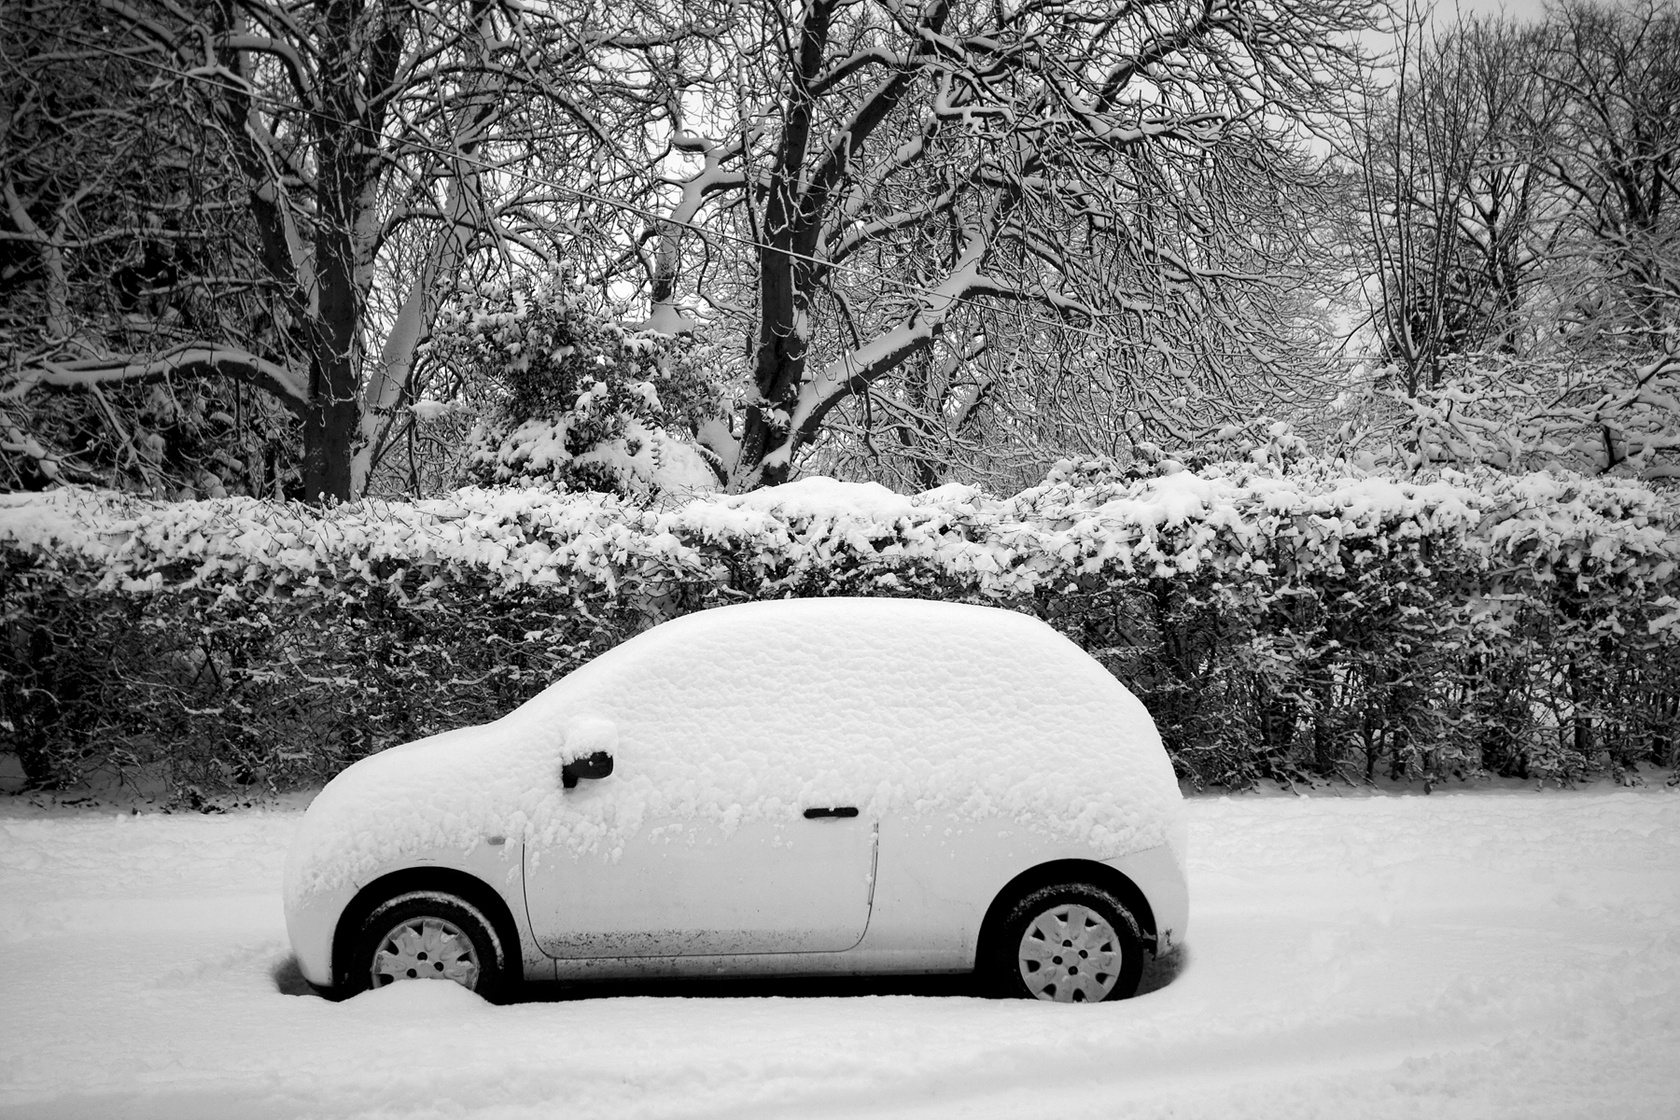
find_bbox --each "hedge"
[3,459,1677,800]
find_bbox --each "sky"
[1450,0,1550,20]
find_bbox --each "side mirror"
[562,751,614,789]
[560,715,618,789]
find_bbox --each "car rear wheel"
[352,891,508,999]
[993,883,1145,1002]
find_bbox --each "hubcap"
[1016,903,1122,1003]
[371,917,481,990]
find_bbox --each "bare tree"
[1350,9,1554,396]
[0,0,291,493]
[1343,0,1680,479]
[1,0,694,500]
[1540,0,1680,338]
[634,0,1372,490]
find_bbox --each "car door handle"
[803,806,859,819]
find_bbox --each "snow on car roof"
[285,597,1181,905]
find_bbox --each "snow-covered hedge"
[4,460,1678,796]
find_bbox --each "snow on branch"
[13,347,309,412]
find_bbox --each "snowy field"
[2,787,1677,1120]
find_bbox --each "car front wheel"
[352,891,508,999]
[993,883,1145,1003]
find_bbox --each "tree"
[636,0,1373,490]
[1,0,694,500]
[1540,0,1680,340]
[1350,9,1553,396]
[1343,0,1680,479]
[0,0,296,495]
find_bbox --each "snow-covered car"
[283,597,1188,1003]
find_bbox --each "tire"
[989,882,1145,1003]
[349,891,509,1000]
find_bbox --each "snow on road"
[2,788,1676,1119]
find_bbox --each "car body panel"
[547,943,965,983]
[286,879,359,988]
[287,838,544,988]
[862,810,1109,965]
[525,814,877,957]
[534,817,1188,981]
[1107,843,1190,956]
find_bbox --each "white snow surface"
[284,598,1179,906]
[4,787,1678,1119]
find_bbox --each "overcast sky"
[1421,0,1551,26]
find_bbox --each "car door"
[520,610,880,959]
[526,799,877,958]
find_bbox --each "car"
[283,597,1189,1003]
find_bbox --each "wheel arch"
[330,867,525,994]
[976,858,1160,969]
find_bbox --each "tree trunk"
[302,383,358,501]
[300,228,362,501]
[735,405,792,488]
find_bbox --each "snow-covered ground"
[2,787,1676,1120]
